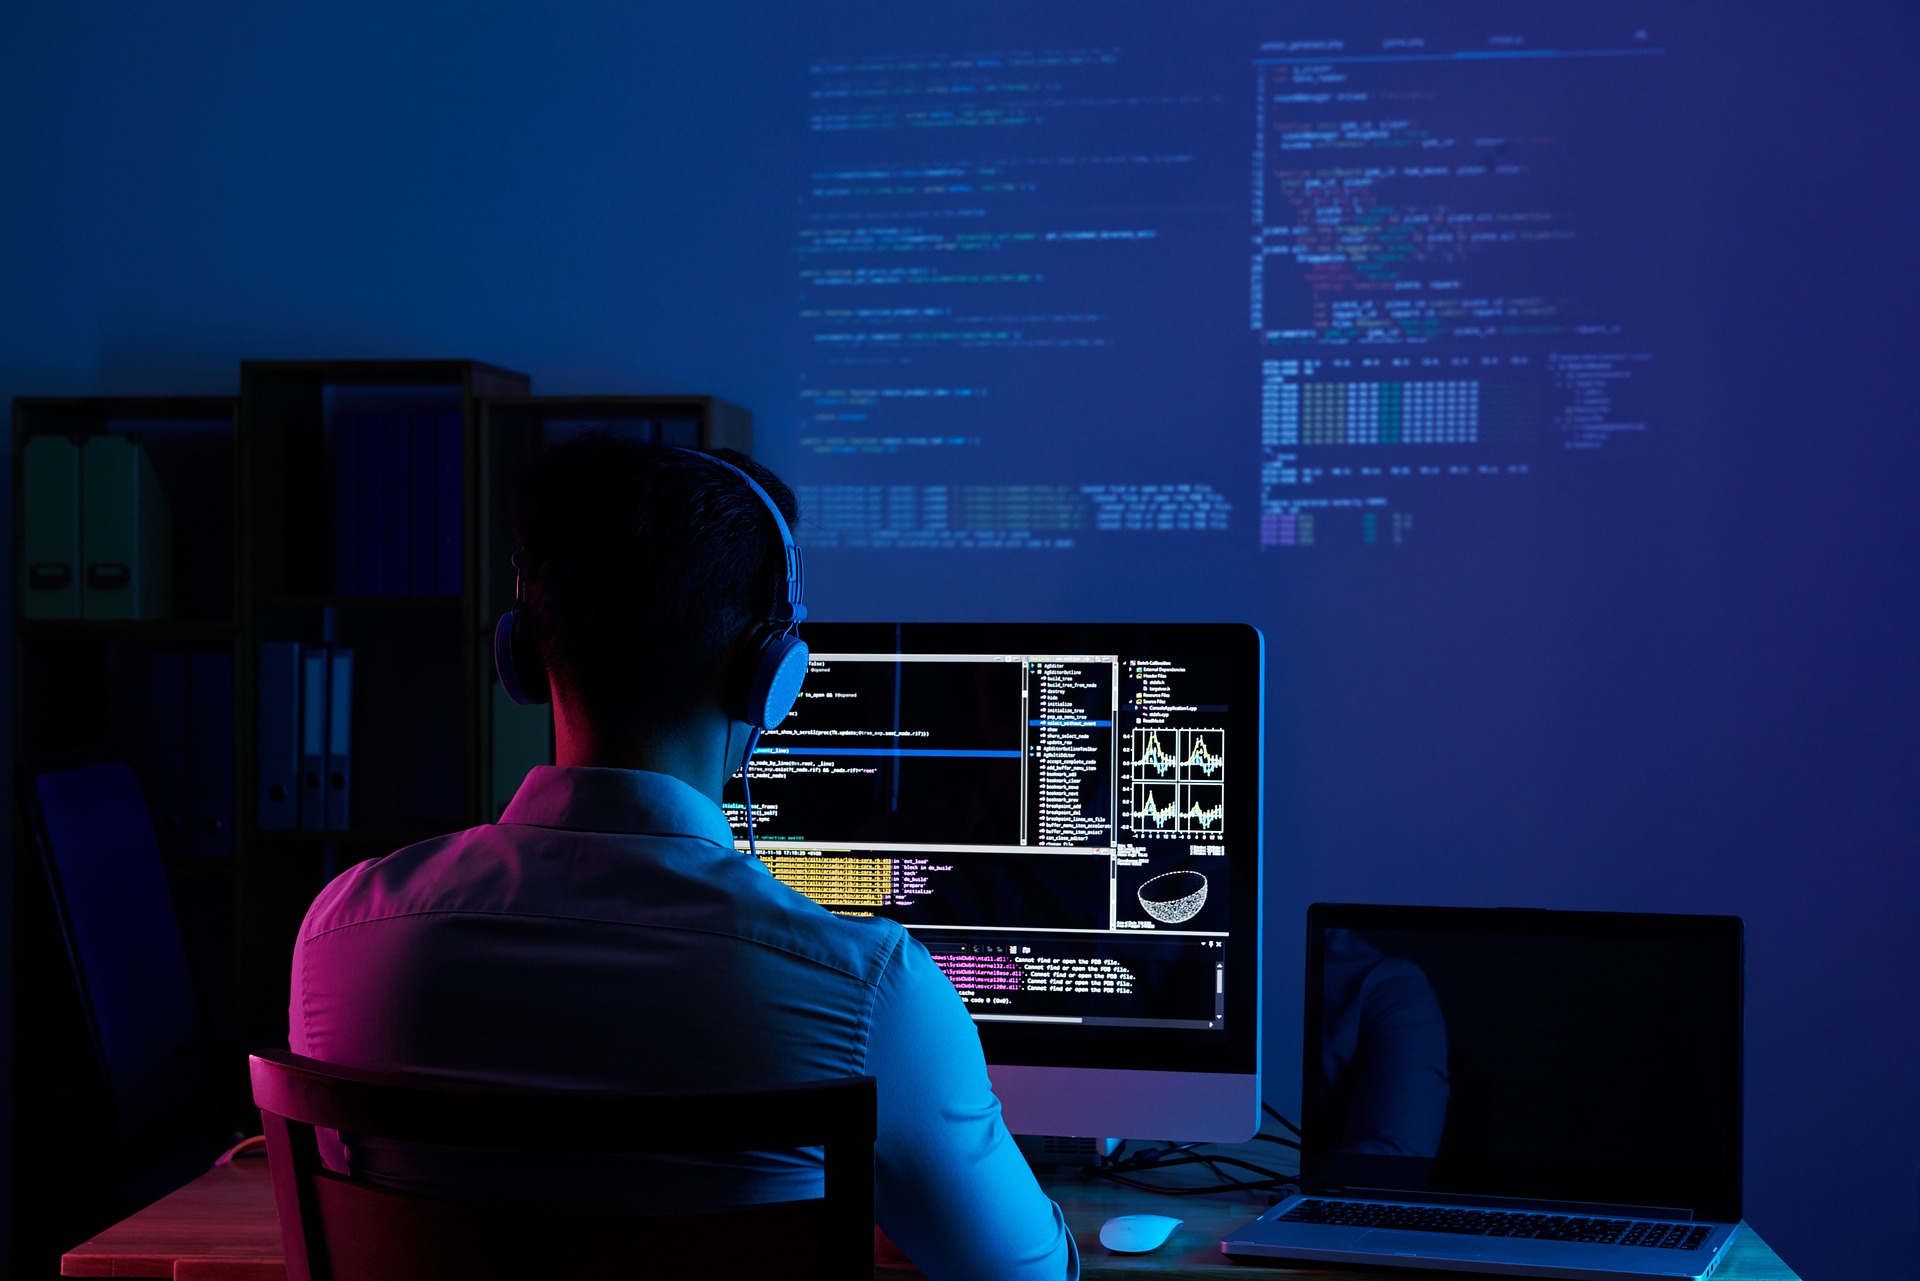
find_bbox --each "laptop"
[1223,904,1744,1281]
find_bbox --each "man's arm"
[865,936,1080,1281]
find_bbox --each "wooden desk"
[1034,1182,1801,1281]
[63,1153,1803,1280]
[60,1153,283,1281]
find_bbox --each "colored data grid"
[1292,380,1480,445]
[793,482,1231,548]
[760,855,892,908]
[1261,511,1316,546]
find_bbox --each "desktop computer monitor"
[722,622,1262,1142]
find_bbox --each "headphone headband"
[492,446,808,731]
[696,454,806,627]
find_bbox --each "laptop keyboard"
[1279,1200,1713,1250]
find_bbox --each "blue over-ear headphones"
[492,451,809,734]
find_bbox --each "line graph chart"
[1180,731,1224,779]
[1128,729,1227,835]
[1129,780,1226,837]
[1131,729,1226,781]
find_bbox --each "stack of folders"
[148,653,233,858]
[331,409,463,597]
[21,434,173,619]
[257,642,354,832]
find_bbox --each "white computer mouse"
[1098,1213,1184,1253]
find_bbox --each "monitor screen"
[1303,905,1743,1222]
[723,621,1263,1139]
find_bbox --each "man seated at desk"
[289,437,1078,1281]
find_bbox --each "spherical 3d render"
[1137,870,1209,925]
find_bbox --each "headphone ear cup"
[494,609,552,706]
[741,632,810,730]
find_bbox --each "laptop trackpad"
[1357,1230,1492,1260]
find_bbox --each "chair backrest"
[22,756,206,1144]
[249,1050,877,1281]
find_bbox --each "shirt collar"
[498,766,738,850]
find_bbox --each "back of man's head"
[512,435,800,730]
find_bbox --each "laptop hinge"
[1324,1187,1695,1221]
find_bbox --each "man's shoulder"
[297,821,514,939]
[297,820,910,987]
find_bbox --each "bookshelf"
[9,395,242,1272]
[10,371,754,1266]
[235,359,532,1037]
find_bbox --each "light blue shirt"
[291,765,1077,1281]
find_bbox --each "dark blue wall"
[3,3,1916,1276]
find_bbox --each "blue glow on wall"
[2,1,1917,1275]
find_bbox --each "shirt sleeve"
[864,934,1080,1281]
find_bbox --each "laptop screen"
[1303,905,1742,1224]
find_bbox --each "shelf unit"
[9,395,244,1272]
[12,393,243,996]
[12,371,755,1076]
[234,360,532,1037]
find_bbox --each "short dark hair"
[511,435,800,726]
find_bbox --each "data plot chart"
[1129,729,1227,835]
[1183,784,1224,832]
[1134,729,1180,778]
[1180,731,1225,780]
[1129,782,1227,837]
[1132,782,1183,834]
[1132,729,1226,781]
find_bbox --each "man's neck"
[552,697,741,805]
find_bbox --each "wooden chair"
[249,1050,876,1280]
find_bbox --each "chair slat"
[250,1051,876,1281]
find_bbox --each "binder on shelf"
[332,411,364,596]
[355,413,386,596]
[491,679,553,821]
[188,653,233,858]
[325,647,354,831]
[329,405,464,598]
[148,652,191,858]
[80,435,172,619]
[408,413,436,597]
[21,435,81,619]
[299,645,328,831]
[257,641,301,830]
[434,409,463,596]
[381,411,410,596]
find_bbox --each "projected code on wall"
[794,48,1237,549]
[792,22,1669,550]
[1252,30,1666,547]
